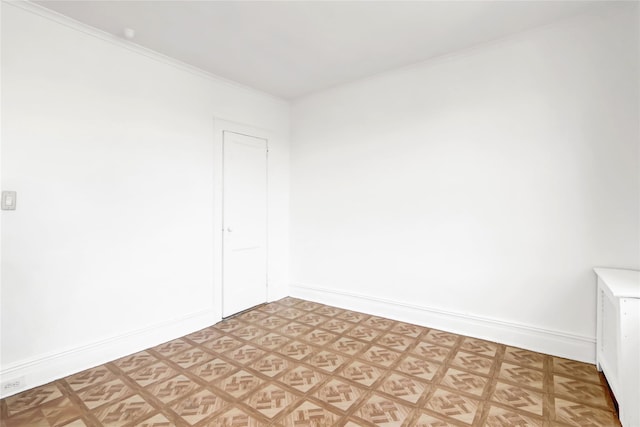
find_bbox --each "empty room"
[1,1,638,426]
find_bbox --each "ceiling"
[35,1,609,100]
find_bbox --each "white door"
[222,131,268,317]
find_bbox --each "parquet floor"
[0,297,620,426]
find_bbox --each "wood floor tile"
[279,340,316,360]
[306,350,348,373]
[136,412,174,427]
[276,400,339,427]
[258,316,288,330]
[112,350,159,373]
[314,379,365,412]
[145,374,200,404]
[552,357,601,384]
[171,389,229,425]
[450,351,494,376]
[257,304,283,314]
[320,319,355,334]
[412,342,452,362]
[5,383,64,416]
[346,326,383,342]
[341,360,385,387]
[313,306,344,318]
[244,384,299,419]
[360,346,401,368]
[0,298,621,427]
[76,378,133,410]
[236,310,269,324]
[279,297,302,307]
[212,318,246,333]
[224,345,266,366]
[277,366,326,393]
[277,308,305,320]
[335,311,369,324]
[169,347,215,369]
[251,354,290,378]
[212,370,265,399]
[378,372,427,404]
[278,322,313,338]
[498,363,544,390]
[38,397,83,426]
[503,347,544,370]
[294,301,323,312]
[377,333,414,352]
[355,393,412,427]
[65,366,115,392]
[295,313,331,327]
[153,338,192,356]
[396,355,441,381]
[554,397,619,426]
[4,408,53,427]
[440,368,488,398]
[390,322,423,338]
[424,387,480,425]
[552,375,610,408]
[188,358,238,383]
[254,332,291,350]
[204,405,266,427]
[92,394,154,426]
[203,336,244,353]
[422,330,460,348]
[414,411,461,427]
[330,337,369,356]
[60,419,89,427]
[459,338,498,357]
[128,362,177,388]
[361,316,394,331]
[490,381,544,416]
[231,325,269,341]
[4,396,81,427]
[185,327,223,344]
[300,330,339,347]
[485,405,543,427]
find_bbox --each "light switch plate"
[2,191,17,210]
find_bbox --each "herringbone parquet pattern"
[0,298,620,426]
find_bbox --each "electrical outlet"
[1,376,25,394]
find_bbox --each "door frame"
[213,118,271,321]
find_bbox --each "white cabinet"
[594,268,640,427]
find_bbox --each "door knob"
[226,227,233,232]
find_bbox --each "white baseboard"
[291,283,596,364]
[1,286,597,398]
[0,309,219,399]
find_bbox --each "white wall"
[290,5,639,363]
[0,2,289,395]
[1,1,637,397]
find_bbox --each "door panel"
[222,131,267,317]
